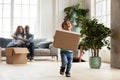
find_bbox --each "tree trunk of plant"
[91,49,99,57]
[97,49,99,57]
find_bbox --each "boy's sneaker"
[60,71,64,75]
[66,73,71,77]
[60,67,65,75]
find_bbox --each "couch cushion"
[6,38,12,43]
[34,49,50,56]
[0,38,8,48]
[37,41,52,49]
[33,38,46,48]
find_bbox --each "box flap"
[53,30,80,51]
[13,48,29,54]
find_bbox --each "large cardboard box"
[53,30,80,51]
[5,48,29,64]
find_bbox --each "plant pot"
[89,56,101,69]
[73,27,81,33]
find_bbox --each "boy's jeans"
[60,50,73,73]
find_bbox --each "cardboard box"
[5,48,29,64]
[53,30,80,51]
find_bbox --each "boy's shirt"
[61,49,73,53]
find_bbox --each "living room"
[0,0,120,80]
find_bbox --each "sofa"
[0,38,59,61]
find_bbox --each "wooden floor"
[0,59,120,80]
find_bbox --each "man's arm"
[25,34,34,43]
[18,34,34,43]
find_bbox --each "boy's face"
[62,21,72,31]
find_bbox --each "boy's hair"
[61,19,71,29]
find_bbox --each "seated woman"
[7,25,25,47]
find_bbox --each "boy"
[60,20,73,77]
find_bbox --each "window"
[0,0,11,38]
[91,0,111,50]
[91,0,111,28]
[0,0,39,38]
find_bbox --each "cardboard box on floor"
[53,30,80,51]
[5,48,29,64]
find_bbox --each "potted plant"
[64,3,89,32]
[80,18,111,69]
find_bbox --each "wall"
[40,0,55,40]
[111,0,120,68]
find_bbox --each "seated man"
[24,25,34,61]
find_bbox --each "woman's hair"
[14,25,24,36]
